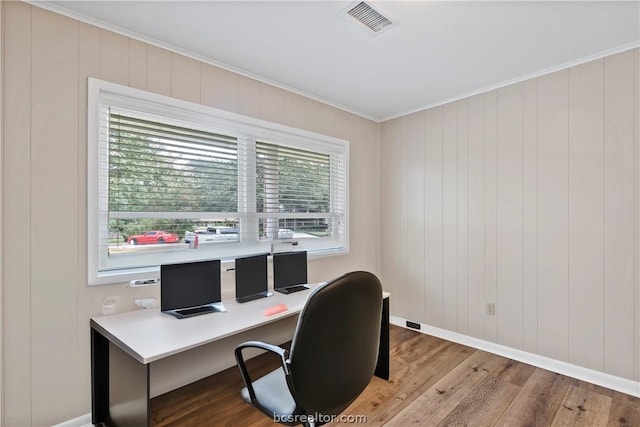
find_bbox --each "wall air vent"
[343,1,396,34]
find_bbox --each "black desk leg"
[91,328,151,427]
[109,342,151,427]
[91,328,110,425]
[375,297,390,380]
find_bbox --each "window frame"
[88,78,349,285]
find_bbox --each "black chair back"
[286,271,382,418]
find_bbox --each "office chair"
[234,271,383,427]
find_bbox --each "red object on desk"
[263,303,288,316]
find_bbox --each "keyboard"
[275,285,309,294]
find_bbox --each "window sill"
[89,247,348,286]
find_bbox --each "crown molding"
[380,40,640,122]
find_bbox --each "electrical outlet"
[486,302,496,316]
[102,296,120,315]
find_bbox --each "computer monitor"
[160,259,226,318]
[273,251,309,294]
[235,253,272,303]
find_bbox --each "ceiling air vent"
[344,1,396,34]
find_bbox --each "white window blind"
[108,111,239,215]
[256,141,346,244]
[89,79,348,285]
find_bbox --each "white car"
[184,227,239,244]
[277,228,294,239]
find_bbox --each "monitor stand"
[163,302,226,319]
[275,284,310,295]
[236,291,273,304]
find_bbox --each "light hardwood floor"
[151,325,640,426]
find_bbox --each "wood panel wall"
[1,3,379,425]
[380,48,640,383]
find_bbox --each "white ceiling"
[44,1,640,121]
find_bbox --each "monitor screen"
[235,253,269,299]
[160,259,221,311]
[273,251,308,289]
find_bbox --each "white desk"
[90,285,390,427]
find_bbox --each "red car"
[127,231,180,245]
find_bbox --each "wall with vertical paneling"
[1,3,379,425]
[634,47,640,387]
[603,52,636,379]
[380,48,639,384]
[0,3,4,424]
[4,3,33,424]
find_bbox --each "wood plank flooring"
[151,326,640,426]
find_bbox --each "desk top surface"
[91,283,388,365]
[92,284,321,364]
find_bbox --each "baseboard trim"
[51,413,92,427]
[390,316,640,398]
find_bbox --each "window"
[88,79,348,285]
